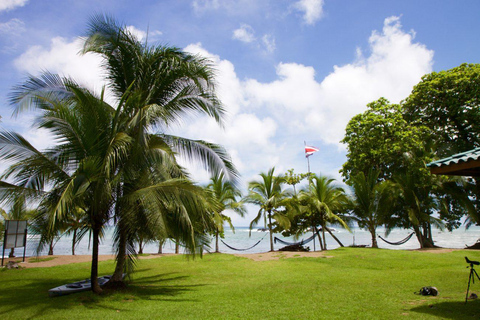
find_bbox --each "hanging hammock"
[378,232,415,246]
[274,233,317,246]
[220,234,268,251]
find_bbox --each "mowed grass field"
[1,248,479,319]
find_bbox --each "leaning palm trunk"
[314,226,324,251]
[72,229,77,255]
[110,225,127,285]
[368,226,378,248]
[215,230,220,253]
[326,227,344,247]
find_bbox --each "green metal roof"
[427,147,480,177]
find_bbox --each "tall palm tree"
[245,167,291,252]
[205,172,245,252]
[348,170,395,248]
[5,74,127,293]
[82,14,238,286]
[298,174,349,250]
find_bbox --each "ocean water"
[4,225,480,258]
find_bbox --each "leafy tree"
[298,174,349,250]
[347,170,395,248]
[341,98,428,182]
[402,63,480,226]
[205,172,245,253]
[403,63,480,157]
[284,169,308,195]
[245,167,292,252]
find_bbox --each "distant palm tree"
[245,167,292,252]
[0,195,34,257]
[299,174,349,250]
[205,172,245,252]
[348,170,395,248]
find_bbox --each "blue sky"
[1,0,479,225]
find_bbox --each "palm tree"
[348,170,395,248]
[298,174,349,250]
[245,167,292,252]
[82,14,238,287]
[5,74,126,293]
[205,172,245,252]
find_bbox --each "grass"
[1,248,479,319]
[28,257,57,263]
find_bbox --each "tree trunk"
[175,239,180,254]
[314,226,324,251]
[91,224,102,294]
[321,222,327,250]
[158,239,164,254]
[8,247,15,258]
[215,230,220,253]
[111,225,127,284]
[326,227,344,247]
[268,212,274,252]
[369,226,378,248]
[138,238,143,255]
[72,229,77,255]
[48,239,54,255]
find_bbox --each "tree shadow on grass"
[0,271,207,319]
[410,300,480,319]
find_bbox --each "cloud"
[0,0,28,12]
[0,18,26,52]
[13,37,106,93]
[262,34,276,53]
[293,0,325,25]
[232,24,255,43]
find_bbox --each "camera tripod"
[465,257,480,303]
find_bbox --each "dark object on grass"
[415,286,438,296]
[5,261,20,269]
[49,275,118,297]
[469,293,478,300]
[278,244,310,252]
[465,256,480,303]
[348,244,368,248]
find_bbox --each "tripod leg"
[466,268,473,304]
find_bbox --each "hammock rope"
[378,232,415,246]
[221,234,268,251]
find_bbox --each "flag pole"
[305,141,315,251]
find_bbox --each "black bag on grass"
[415,286,438,296]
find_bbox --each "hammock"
[274,233,317,246]
[378,232,415,246]
[220,234,268,251]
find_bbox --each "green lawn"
[1,248,479,319]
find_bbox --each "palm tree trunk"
[158,239,164,254]
[175,239,180,254]
[8,247,15,258]
[321,222,327,250]
[268,212,274,252]
[326,227,344,247]
[111,225,127,284]
[48,239,54,255]
[91,224,102,294]
[138,238,143,255]
[369,226,378,248]
[215,230,219,253]
[72,229,77,255]
[314,226,324,251]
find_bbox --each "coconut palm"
[245,167,292,252]
[205,172,245,252]
[298,174,349,250]
[348,170,395,248]
[5,74,126,293]
[82,14,237,286]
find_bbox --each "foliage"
[245,167,292,251]
[205,172,245,252]
[347,169,396,248]
[298,174,350,250]
[341,97,428,182]
[284,168,308,195]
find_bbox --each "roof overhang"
[427,147,480,177]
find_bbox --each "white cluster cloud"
[232,24,275,53]
[232,24,255,43]
[293,0,325,25]
[0,0,28,12]
[0,18,25,35]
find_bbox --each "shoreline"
[2,247,475,268]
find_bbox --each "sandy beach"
[2,248,466,268]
